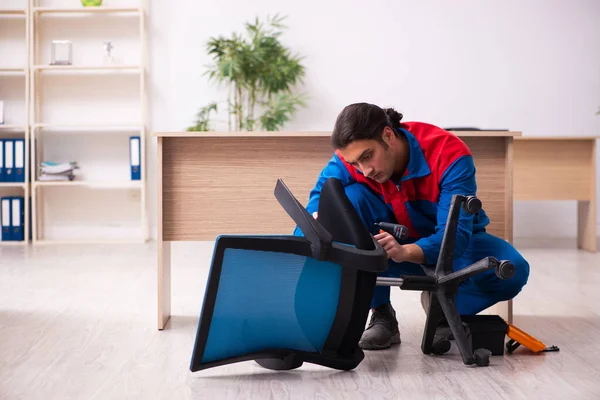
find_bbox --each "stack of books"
[38,161,79,181]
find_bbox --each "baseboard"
[513,235,600,250]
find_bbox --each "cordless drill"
[373,222,409,241]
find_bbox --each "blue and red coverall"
[294,122,530,314]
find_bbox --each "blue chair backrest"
[199,240,343,364]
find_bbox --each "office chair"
[189,178,388,372]
[371,195,515,366]
[190,177,515,372]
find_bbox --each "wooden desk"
[514,136,598,253]
[155,131,521,329]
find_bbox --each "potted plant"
[188,14,307,132]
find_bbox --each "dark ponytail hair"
[331,103,403,149]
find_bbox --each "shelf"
[0,10,26,16]
[0,125,27,132]
[0,182,26,188]
[33,65,142,74]
[32,123,144,132]
[33,7,141,15]
[35,180,142,189]
[33,238,146,245]
[0,241,27,246]
[0,68,26,75]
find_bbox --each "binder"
[11,197,23,241]
[1,197,11,241]
[14,139,24,183]
[130,136,141,180]
[0,139,4,182]
[4,139,14,182]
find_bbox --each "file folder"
[14,139,24,183]
[11,197,23,241]
[4,139,14,182]
[130,136,141,180]
[1,197,11,241]
[0,139,4,182]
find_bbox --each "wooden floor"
[0,238,599,399]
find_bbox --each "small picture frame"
[50,40,72,65]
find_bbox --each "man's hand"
[374,232,426,264]
[374,231,406,262]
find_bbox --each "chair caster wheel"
[495,260,515,280]
[432,337,451,355]
[473,348,491,366]
[256,355,303,370]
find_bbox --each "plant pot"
[81,0,103,6]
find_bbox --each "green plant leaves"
[187,102,218,132]
[187,14,307,132]
[259,92,307,131]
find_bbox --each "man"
[294,103,530,350]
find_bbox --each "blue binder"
[1,197,11,241]
[0,139,4,182]
[11,197,23,241]
[4,139,14,182]
[14,139,25,183]
[130,136,141,180]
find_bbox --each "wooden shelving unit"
[32,65,142,72]
[32,6,141,14]
[27,0,148,244]
[34,180,142,189]
[0,2,30,246]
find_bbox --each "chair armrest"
[327,239,388,273]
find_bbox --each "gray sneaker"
[358,303,401,350]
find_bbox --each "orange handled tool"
[506,324,559,353]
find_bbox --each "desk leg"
[503,137,514,323]
[158,240,172,329]
[577,139,597,253]
[577,201,597,253]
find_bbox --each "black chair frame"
[373,193,515,366]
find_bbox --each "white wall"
[147,0,600,240]
[7,0,594,240]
